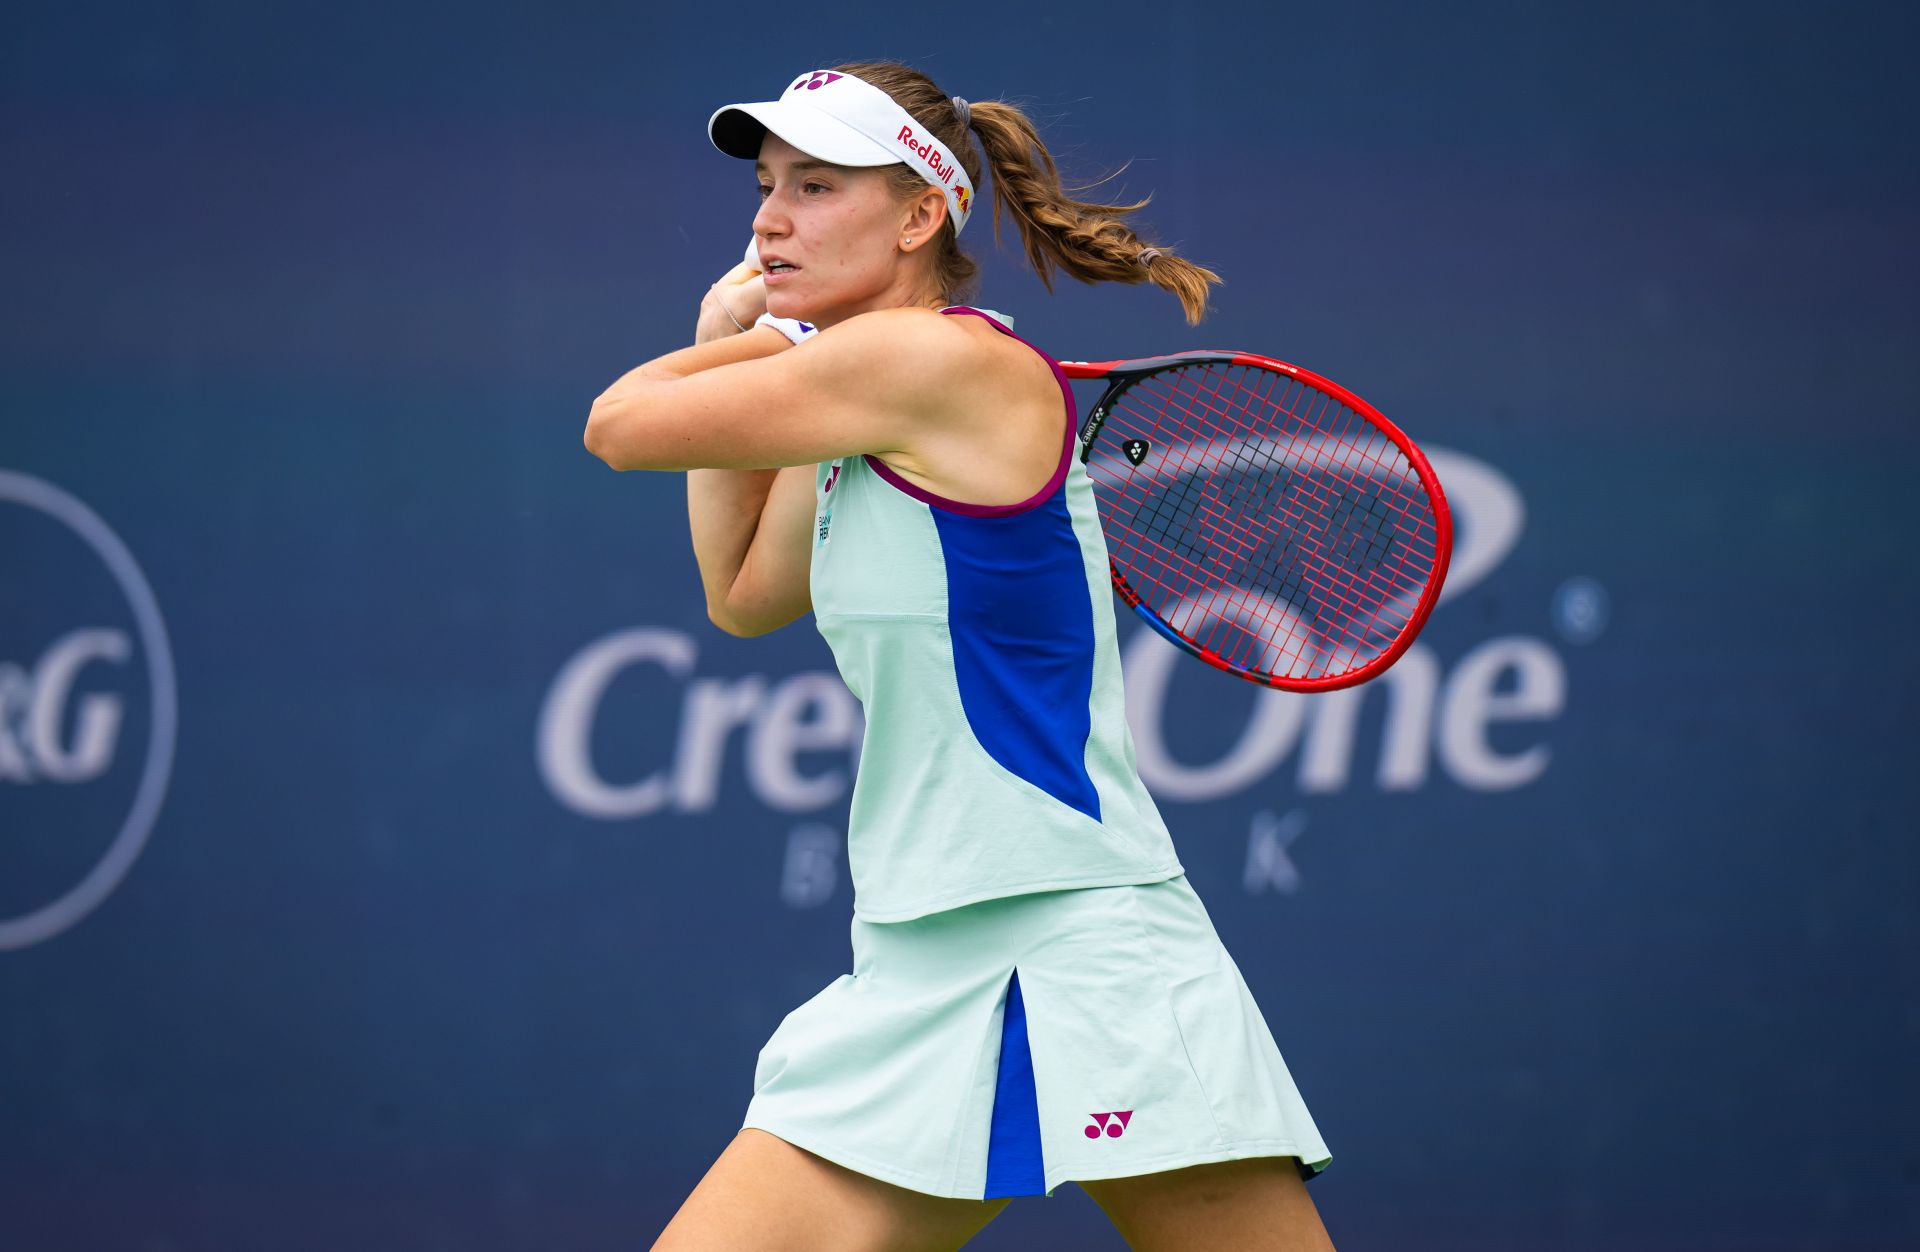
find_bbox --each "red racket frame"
[1059,351,1454,691]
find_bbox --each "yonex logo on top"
[1086,1110,1134,1139]
[790,71,844,93]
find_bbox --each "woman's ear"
[901,186,950,252]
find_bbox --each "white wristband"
[754,312,818,345]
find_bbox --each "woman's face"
[751,132,937,326]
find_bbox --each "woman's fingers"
[719,271,768,324]
[713,258,761,288]
[697,269,768,340]
[695,246,767,340]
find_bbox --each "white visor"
[710,69,976,235]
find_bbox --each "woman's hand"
[696,258,769,345]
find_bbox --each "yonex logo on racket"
[789,71,844,93]
[1085,1110,1133,1139]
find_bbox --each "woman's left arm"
[583,308,975,473]
[592,322,793,403]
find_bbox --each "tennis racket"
[1060,351,1451,692]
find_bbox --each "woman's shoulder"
[835,303,991,346]
[839,306,1065,500]
[818,306,1033,397]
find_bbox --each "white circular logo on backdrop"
[0,470,177,950]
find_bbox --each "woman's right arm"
[589,303,988,639]
[666,267,814,637]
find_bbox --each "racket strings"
[1086,362,1441,681]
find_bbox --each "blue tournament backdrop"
[3,3,1915,1249]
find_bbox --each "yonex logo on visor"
[711,69,977,234]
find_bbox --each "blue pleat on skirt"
[983,968,1046,1197]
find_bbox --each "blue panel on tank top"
[931,490,1101,821]
[985,968,1045,1198]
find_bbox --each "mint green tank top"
[809,307,1184,922]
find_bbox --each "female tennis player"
[586,61,1335,1251]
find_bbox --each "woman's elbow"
[583,398,632,469]
[706,601,762,638]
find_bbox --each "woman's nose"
[752,195,787,240]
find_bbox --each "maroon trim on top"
[860,306,1076,518]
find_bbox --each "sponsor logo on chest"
[816,459,843,545]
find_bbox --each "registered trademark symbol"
[1550,576,1609,645]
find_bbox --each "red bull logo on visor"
[896,126,958,185]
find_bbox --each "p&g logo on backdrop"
[537,447,1578,819]
[0,470,177,951]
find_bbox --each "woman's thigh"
[1077,1156,1335,1252]
[652,1128,1012,1252]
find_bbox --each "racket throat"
[1077,403,1112,462]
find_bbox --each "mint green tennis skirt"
[740,873,1331,1199]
